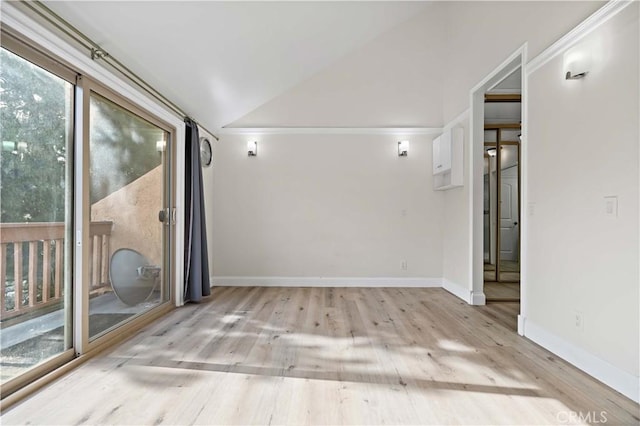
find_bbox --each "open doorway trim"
[468,44,527,335]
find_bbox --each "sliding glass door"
[86,90,171,341]
[1,32,175,396]
[0,45,75,386]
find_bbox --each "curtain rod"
[22,1,219,141]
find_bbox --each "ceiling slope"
[42,1,430,130]
[229,3,446,128]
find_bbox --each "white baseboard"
[517,314,526,336]
[442,279,472,304]
[524,318,639,403]
[471,290,486,306]
[211,276,442,288]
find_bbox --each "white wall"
[442,116,472,295]
[225,0,606,291]
[208,133,443,281]
[229,3,446,128]
[212,5,450,282]
[443,0,604,123]
[440,1,605,300]
[199,0,639,400]
[526,2,639,399]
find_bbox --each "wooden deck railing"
[0,221,113,320]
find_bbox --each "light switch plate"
[604,196,618,217]
[528,202,535,217]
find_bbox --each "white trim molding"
[471,290,486,306]
[442,108,470,132]
[218,127,443,136]
[527,0,635,75]
[468,43,528,311]
[524,319,640,403]
[442,279,472,304]
[517,315,526,336]
[211,276,442,288]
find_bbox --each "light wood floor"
[484,260,520,282]
[2,287,638,425]
[484,282,520,301]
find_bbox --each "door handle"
[159,208,174,225]
[513,221,518,226]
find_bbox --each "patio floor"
[1,291,160,383]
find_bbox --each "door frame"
[0,29,78,400]
[469,44,527,335]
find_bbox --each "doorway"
[482,70,521,302]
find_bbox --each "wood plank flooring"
[2,287,638,425]
[484,282,520,301]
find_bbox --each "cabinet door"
[433,131,452,175]
[432,135,442,173]
[440,130,451,172]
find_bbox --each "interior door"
[497,142,520,282]
[499,177,518,261]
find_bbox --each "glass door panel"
[483,145,497,282]
[0,47,74,383]
[88,92,169,341]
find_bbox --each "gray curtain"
[184,118,210,302]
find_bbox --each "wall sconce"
[398,140,409,157]
[487,148,497,157]
[156,140,166,153]
[247,140,258,156]
[564,45,591,80]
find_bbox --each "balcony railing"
[0,221,113,320]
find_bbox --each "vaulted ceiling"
[43,1,432,130]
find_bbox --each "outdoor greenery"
[1,47,164,313]
[0,48,70,223]
[1,47,165,221]
[90,93,164,203]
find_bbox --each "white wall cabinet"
[433,130,452,174]
[433,127,463,190]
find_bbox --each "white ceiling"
[488,67,522,94]
[485,67,521,123]
[484,103,521,123]
[43,1,431,131]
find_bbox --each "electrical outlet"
[401,260,408,271]
[573,311,584,332]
